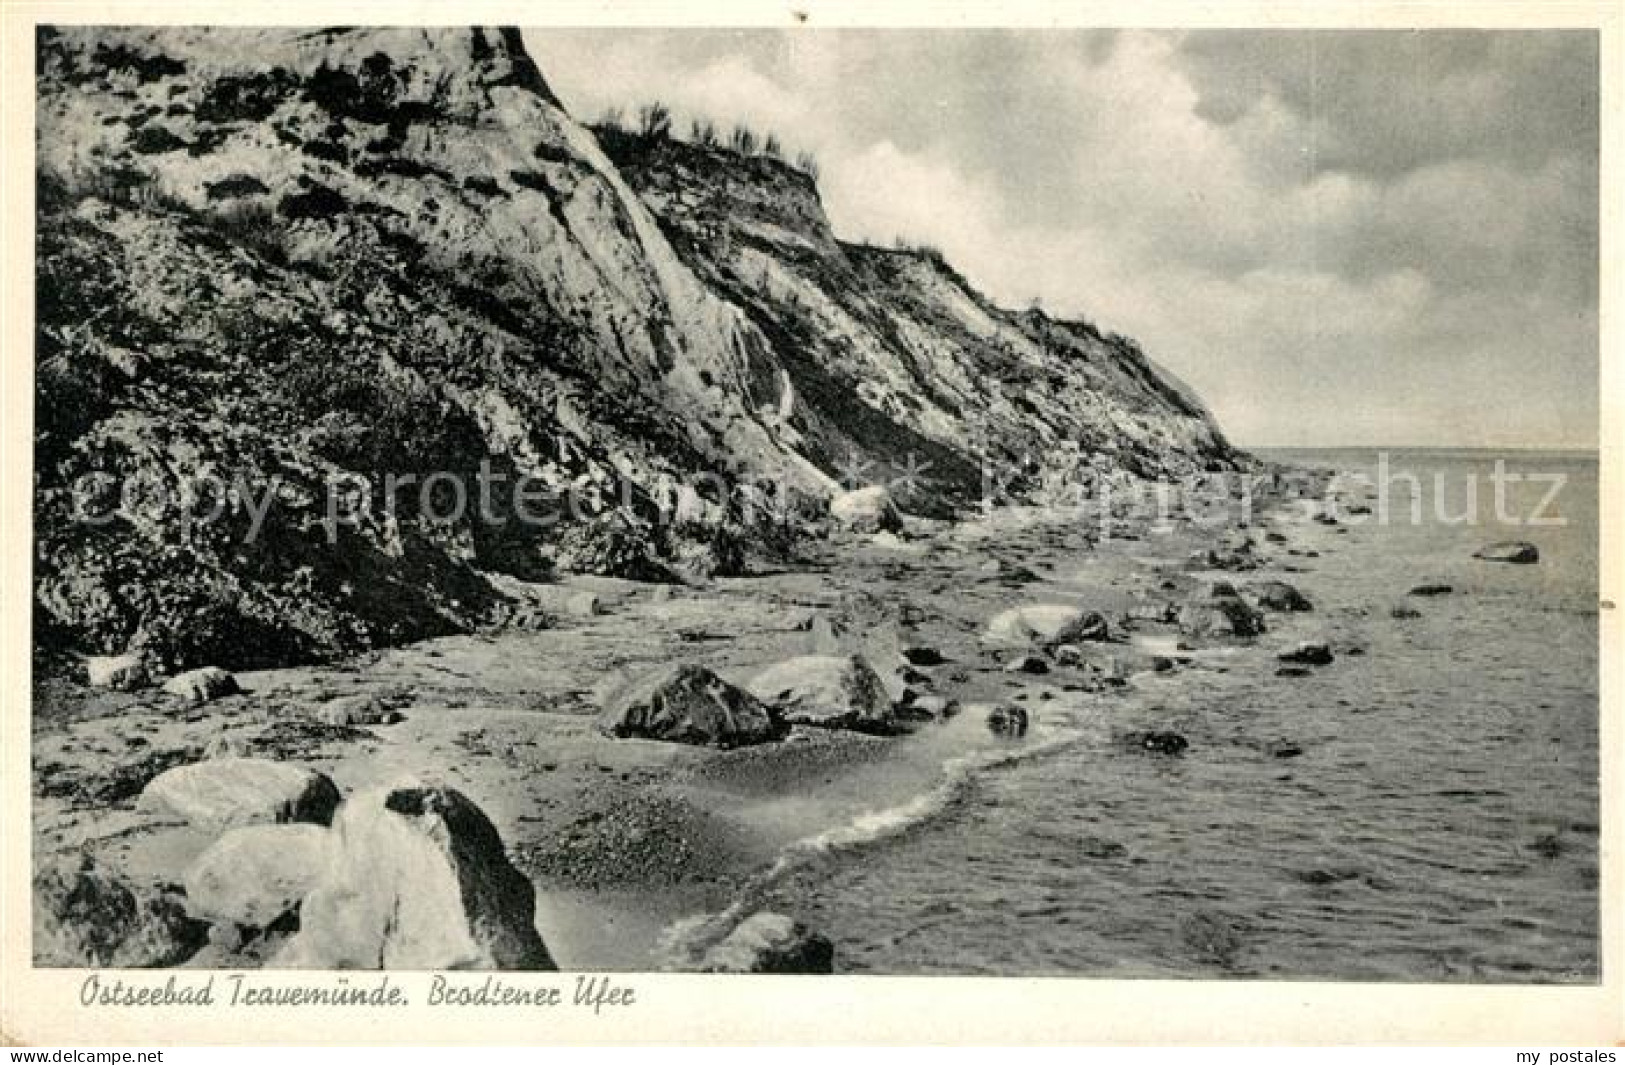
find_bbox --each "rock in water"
[143,758,341,827]
[85,653,152,691]
[273,782,554,970]
[699,912,834,974]
[983,604,1108,648]
[183,823,333,929]
[1247,580,1313,612]
[34,855,207,967]
[829,486,903,534]
[1277,641,1335,666]
[1474,541,1540,564]
[598,664,787,747]
[1123,730,1189,755]
[746,654,894,731]
[1181,910,1244,968]
[161,666,240,703]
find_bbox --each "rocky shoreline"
[36,458,1560,973]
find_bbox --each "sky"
[525,29,1599,449]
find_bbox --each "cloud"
[526,28,1598,449]
[1176,30,1599,179]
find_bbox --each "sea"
[679,448,1602,981]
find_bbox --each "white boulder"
[143,758,341,827]
[272,782,553,970]
[746,654,894,731]
[982,604,1107,648]
[184,823,334,929]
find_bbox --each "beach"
[31,450,1600,979]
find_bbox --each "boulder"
[202,734,249,759]
[273,782,554,970]
[1123,730,1188,755]
[1004,653,1049,675]
[881,665,929,705]
[1192,543,1260,571]
[909,695,957,720]
[1247,580,1312,612]
[85,653,152,691]
[897,664,931,687]
[143,758,341,827]
[1053,644,1087,667]
[1080,837,1128,859]
[893,700,937,723]
[555,515,673,582]
[745,655,894,731]
[829,485,903,534]
[979,559,1040,584]
[183,823,334,929]
[671,523,749,579]
[1474,541,1540,564]
[900,645,945,667]
[983,604,1108,648]
[1125,601,1178,624]
[161,666,239,704]
[566,591,605,618]
[598,664,786,748]
[1278,641,1334,666]
[699,912,834,974]
[808,615,845,655]
[505,605,553,631]
[33,854,207,967]
[985,704,1030,738]
[1177,595,1265,641]
[315,693,403,727]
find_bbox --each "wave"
[658,724,1085,967]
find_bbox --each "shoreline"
[32,470,1310,970]
[36,458,1597,978]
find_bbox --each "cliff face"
[596,130,1237,501]
[34,26,1240,670]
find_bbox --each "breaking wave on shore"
[657,720,1087,967]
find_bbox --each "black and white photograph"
[10,3,1617,1041]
